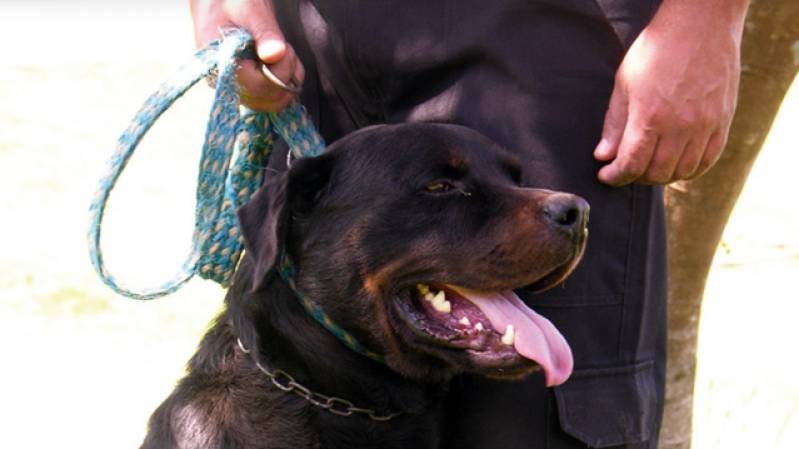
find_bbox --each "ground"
[0,3,796,449]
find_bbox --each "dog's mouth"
[392,282,573,386]
[524,229,588,293]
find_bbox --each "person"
[189,1,749,448]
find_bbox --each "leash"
[88,28,323,299]
[88,29,383,364]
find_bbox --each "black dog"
[141,123,589,449]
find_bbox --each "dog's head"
[238,123,588,386]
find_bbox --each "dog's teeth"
[431,291,451,313]
[424,292,435,302]
[459,316,471,326]
[474,322,484,331]
[434,300,451,313]
[501,324,515,346]
[417,283,430,295]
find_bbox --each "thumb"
[594,82,628,162]
[246,14,288,65]
[256,39,287,65]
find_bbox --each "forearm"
[653,0,750,39]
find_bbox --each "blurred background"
[0,3,796,448]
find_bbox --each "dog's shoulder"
[140,317,315,449]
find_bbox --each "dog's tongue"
[449,286,573,387]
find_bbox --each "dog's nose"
[542,193,589,233]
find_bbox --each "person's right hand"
[190,0,304,112]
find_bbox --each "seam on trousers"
[617,184,638,359]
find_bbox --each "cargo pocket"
[553,360,658,448]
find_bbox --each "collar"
[276,253,386,363]
[236,338,400,421]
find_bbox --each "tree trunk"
[659,2,799,448]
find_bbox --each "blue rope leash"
[87,29,382,362]
[88,29,323,299]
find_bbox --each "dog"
[140,123,589,449]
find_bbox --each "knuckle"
[674,158,698,180]
[620,147,652,176]
[682,169,703,181]
[620,159,645,178]
[643,166,671,184]
[697,111,717,129]
[715,133,730,151]
[696,157,714,175]
[637,113,661,134]
[672,109,697,129]
[673,166,691,180]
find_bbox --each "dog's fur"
[141,123,587,449]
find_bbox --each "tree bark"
[659,2,799,448]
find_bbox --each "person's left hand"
[593,1,748,186]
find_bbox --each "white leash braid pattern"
[88,29,324,300]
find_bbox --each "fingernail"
[258,40,285,59]
[594,138,610,158]
[597,166,622,187]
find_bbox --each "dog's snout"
[542,193,589,232]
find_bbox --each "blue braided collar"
[277,253,386,364]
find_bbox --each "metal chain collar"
[236,339,402,422]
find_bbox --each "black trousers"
[276,1,667,447]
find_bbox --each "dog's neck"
[219,258,446,443]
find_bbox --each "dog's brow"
[501,158,522,181]
[448,154,466,169]
[438,155,469,178]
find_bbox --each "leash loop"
[88,29,324,300]
[88,29,383,367]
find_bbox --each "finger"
[294,60,306,90]
[241,91,294,112]
[673,134,710,180]
[237,59,294,112]
[257,38,288,65]
[594,82,629,162]
[694,130,727,178]
[247,7,305,89]
[640,134,688,184]
[234,1,304,108]
[243,0,289,58]
[597,122,658,186]
[263,44,303,90]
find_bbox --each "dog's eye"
[424,181,454,193]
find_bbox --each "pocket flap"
[553,360,658,448]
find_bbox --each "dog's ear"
[237,154,335,292]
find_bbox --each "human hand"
[190,0,304,112]
[593,1,749,186]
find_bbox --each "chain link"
[239,339,402,421]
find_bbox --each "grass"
[0,3,796,449]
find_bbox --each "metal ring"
[326,397,355,416]
[270,369,295,391]
[236,338,251,354]
[260,65,302,95]
[368,411,400,422]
